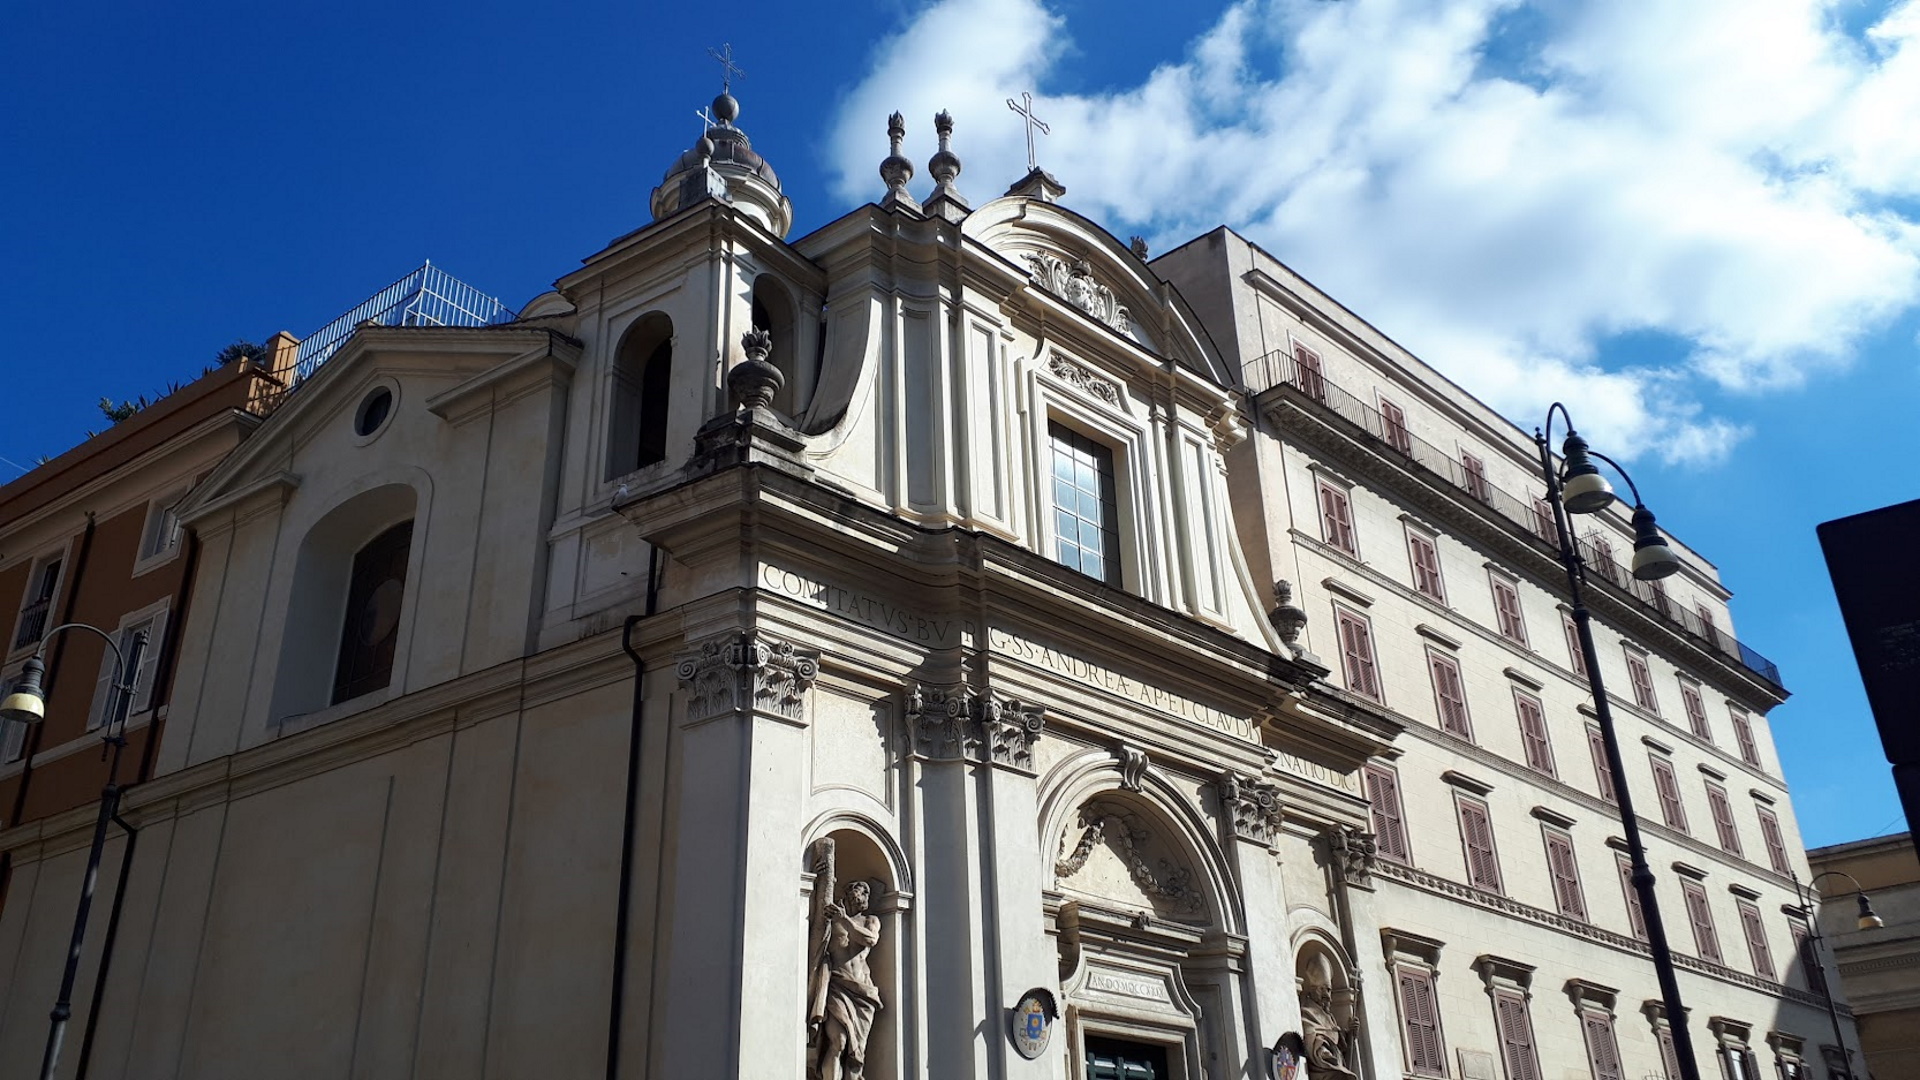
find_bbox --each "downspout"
[0,512,97,912]
[607,541,664,1080]
[74,526,198,1078]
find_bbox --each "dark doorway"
[1085,1035,1171,1080]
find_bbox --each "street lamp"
[0,623,148,1080]
[1535,404,1699,1080]
[1791,869,1883,1080]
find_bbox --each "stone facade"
[1808,832,1918,1080]
[0,99,1850,1080]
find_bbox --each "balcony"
[1245,348,1784,692]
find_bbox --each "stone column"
[1329,826,1400,1080]
[1218,771,1296,1075]
[972,693,1054,1077]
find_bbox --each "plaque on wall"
[1009,988,1058,1059]
[1270,1033,1306,1080]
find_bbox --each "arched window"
[332,521,413,704]
[608,313,674,478]
[750,275,800,416]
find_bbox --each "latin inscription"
[761,565,975,647]
[1273,750,1362,796]
[988,626,1258,743]
[1088,971,1171,1002]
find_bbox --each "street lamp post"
[1535,404,1701,1080]
[0,623,148,1080]
[1791,869,1883,1080]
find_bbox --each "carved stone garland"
[1024,252,1132,334]
[676,633,821,724]
[1046,354,1121,405]
[1054,803,1207,920]
[1217,771,1286,846]
[905,683,1046,769]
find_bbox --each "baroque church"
[0,82,1840,1080]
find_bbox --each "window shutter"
[1396,967,1445,1075]
[1410,531,1445,601]
[1337,609,1379,700]
[1682,683,1711,741]
[1516,694,1555,776]
[1617,856,1647,939]
[1731,709,1761,767]
[1294,344,1325,399]
[1383,399,1413,454]
[1657,1029,1681,1080]
[1588,728,1617,803]
[1430,652,1470,738]
[1738,901,1775,980]
[1366,765,1410,863]
[1793,925,1827,994]
[1545,829,1586,920]
[1758,807,1790,874]
[1459,799,1502,893]
[1532,498,1556,542]
[130,610,167,714]
[1682,880,1722,963]
[1320,483,1355,554]
[1706,783,1742,855]
[1494,991,1540,1080]
[1581,1011,1623,1080]
[1462,453,1489,501]
[1493,579,1527,643]
[1625,651,1658,711]
[87,641,118,731]
[1651,756,1687,831]
[1563,613,1587,676]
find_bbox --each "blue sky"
[3,0,1914,845]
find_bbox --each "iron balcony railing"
[1245,348,1784,691]
[291,261,516,387]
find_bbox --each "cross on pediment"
[1006,91,1050,172]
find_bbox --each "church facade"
[0,90,1846,1080]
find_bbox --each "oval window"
[355,387,394,437]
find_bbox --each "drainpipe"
[73,526,198,1078]
[607,542,665,1080]
[0,512,97,912]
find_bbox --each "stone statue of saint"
[1299,952,1357,1080]
[807,878,884,1080]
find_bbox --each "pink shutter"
[1532,497,1557,542]
[1563,613,1588,676]
[1430,652,1470,738]
[1682,683,1711,741]
[1495,991,1540,1080]
[1582,1011,1623,1080]
[1397,967,1445,1075]
[1459,799,1501,893]
[1545,829,1586,920]
[1651,756,1687,831]
[1319,482,1355,553]
[1516,694,1555,776]
[1410,532,1445,601]
[1366,765,1409,863]
[1682,880,1721,963]
[1697,605,1720,649]
[1758,807,1790,874]
[1295,344,1325,399]
[1657,1029,1681,1080]
[1794,924,1827,993]
[1626,651,1658,711]
[1617,857,1647,939]
[1383,399,1412,454]
[1338,609,1379,700]
[1590,535,1617,583]
[1463,453,1489,501]
[1588,728,1617,804]
[1707,783,1742,855]
[1731,709,1761,767]
[1738,901,1775,980]
[1493,579,1527,644]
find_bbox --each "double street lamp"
[1535,404,1702,1080]
[0,623,148,1080]
[1790,870,1883,1080]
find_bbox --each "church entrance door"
[1085,1036,1171,1079]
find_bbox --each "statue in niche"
[808,838,884,1080]
[1299,951,1358,1080]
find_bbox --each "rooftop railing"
[1245,348,1783,691]
[291,261,516,387]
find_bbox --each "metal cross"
[707,42,746,93]
[695,105,716,131]
[1006,91,1050,172]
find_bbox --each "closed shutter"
[1626,650,1658,711]
[1682,879,1722,963]
[1738,900,1775,979]
[1516,693,1555,776]
[1459,798,1502,893]
[1430,652,1471,738]
[1581,1010,1623,1080]
[1493,578,1527,643]
[1793,925,1827,994]
[1545,829,1586,919]
[1657,1028,1681,1080]
[1682,682,1711,741]
[129,609,167,714]
[1758,807,1791,874]
[1706,783,1742,855]
[1650,756,1688,831]
[1617,856,1647,939]
[1494,990,1541,1080]
[1563,612,1588,676]
[1294,344,1325,399]
[1397,967,1446,1075]
[1589,535,1618,583]
[1383,399,1413,454]
[1533,498,1557,542]
[1463,452,1490,501]
[1588,728,1617,803]
[1320,482,1355,554]
[1731,709,1761,766]
[1366,765,1410,863]
[1410,531,1445,600]
[1337,608,1380,700]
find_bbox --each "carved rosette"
[1024,252,1132,333]
[905,684,1046,769]
[1046,354,1121,405]
[1326,824,1379,889]
[1217,771,1285,846]
[675,632,820,725]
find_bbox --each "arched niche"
[802,821,909,1080]
[270,482,419,720]
[607,311,673,479]
[1294,933,1362,1080]
[750,274,805,418]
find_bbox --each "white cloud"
[826,0,1920,464]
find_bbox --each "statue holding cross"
[1006,91,1050,173]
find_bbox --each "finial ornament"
[1129,236,1150,260]
[707,42,746,94]
[1269,579,1307,648]
[728,328,784,411]
[879,111,921,213]
[926,110,969,218]
[1006,91,1051,172]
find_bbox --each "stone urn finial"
[728,328,783,411]
[1269,579,1307,647]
